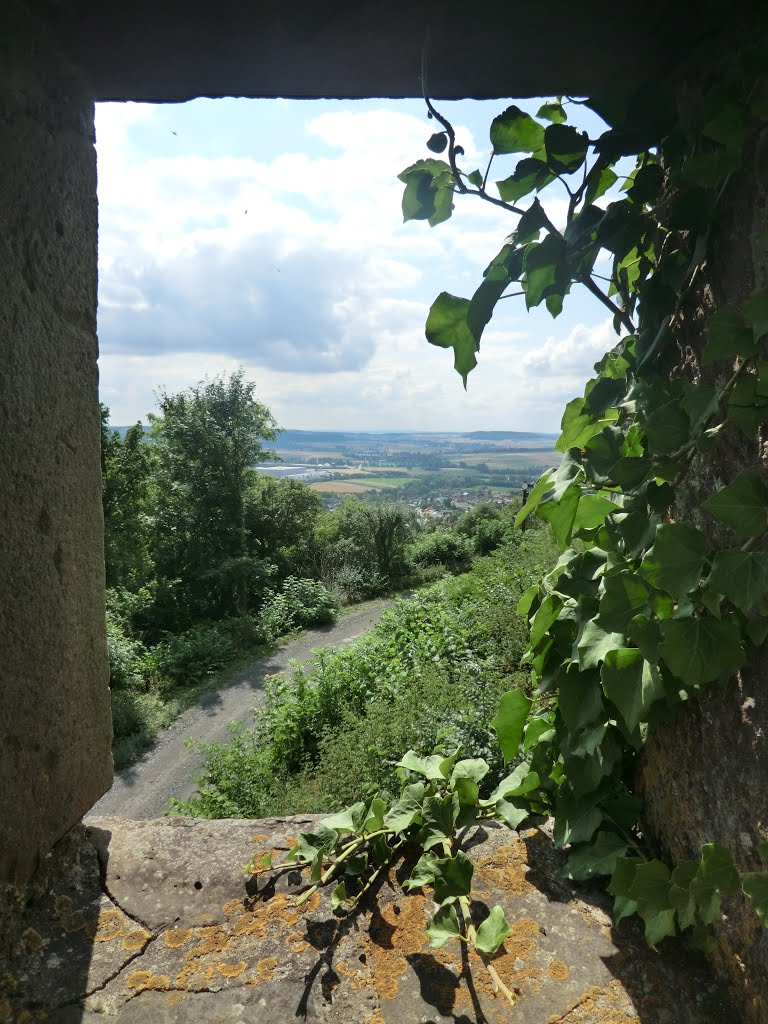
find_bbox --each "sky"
[95,97,621,433]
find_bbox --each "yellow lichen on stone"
[475,838,534,897]
[166,992,186,1005]
[356,895,427,1000]
[246,956,279,987]
[60,911,87,934]
[89,909,125,942]
[216,959,247,979]
[127,971,171,993]
[16,1011,48,1023]
[20,927,43,952]
[548,959,569,981]
[285,930,310,954]
[251,834,268,844]
[52,894,73,915]
[122,929,152,952]
[164,928,193,949]
[0,997,11,1023]
[0,972,17,996]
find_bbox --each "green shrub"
[172,532,558,819]
[111,689,178,769]
[150,623,239,688]
[258,576,338,642]
[106,616,149,690]
[408,531,474,573]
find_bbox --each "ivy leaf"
[572,494,617,536]
[537,101,567,124]
[398,159,455,226]
[745,286,768,340]
[660,616,745,686]
[523,234,566,309]
[585,166,618,205]
[702,310,757,365]
[545,123,589,174]
[553,792,604,848]
[707,549,768,611]
[331,881,350,911]
[421,792,461,850]
[742,873,768,926]
[491,764,540,801]
[628,860,672,908]
[608,856,642,922]
[363,797,387,834]
[491,688,532,764]
[627,615,662,663]
[427,903,462,947]
[495,799,530,829]
[558,667,605,733]
[496,157,554,203]
[695,843,741,896]
[320,802,366,835]
[403,852,439,891]
[467,169,484,188]
[490,105,545,155]
[560,831,628,881]
[432,851,474,903]
[425,292,477,387]
[382,782,426,834]
[515,470,553,528]
[601,648,665,732]
[516,197,549,243]
[397,751,448,781]
[702,470,768,538]
[598,572,650,632]
[538,483,580,548]
[474,905,512,955]
[639,523,707,600]
[576,619,625,671]
[644,401,691,455]
[641,908,677,945]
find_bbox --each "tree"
[149,371,279,621]
[101,405,155,591]
[244,476,323,578]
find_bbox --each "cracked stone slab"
[1,815,731,1023]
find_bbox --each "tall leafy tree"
[149,371,279,620]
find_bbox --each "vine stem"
[457,896,518,1007]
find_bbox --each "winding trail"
[87,598,394,820]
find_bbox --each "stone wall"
[0,2,112,885]
[640,75,768,1024]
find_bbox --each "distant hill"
[463,430,558,441]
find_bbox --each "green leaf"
[639,523,707,600]
[320,802,366,835]
[344,855,368,877]
[432,851,474,903]
[331,881,350,911]
[467,169,484,188]
[496,158,554,203]
[585,166,618,205]
[628,860,672,908]
[745,286,768,340]
[558,667,605,733]
[554,793,604,848]
[707,549,768,611]
[515,470,553,528]
[495,800,530,829]
[491,763,540,801]
[695,843,740,896]
[516,197,549,244]
[576,619,625,671]
[537,101,566,124]
[398,159,455,226]
[556,398,611,453]
[363,797,387,833]
[517,584,540,617]
[382,782,426,834]
[742,872,768,926]
[641,908,677,945]
[660,616,745,686]
[492,688,532,764]
[421,792,461,850]
[644,402,691,455]
[427,903,462,947]
[425,292,477,387]
[398,750,448,781]
[601,648,665,732]
[608,856,643,923]
[683,147,741,188]
[545,123,589,174]
[529,594,562,647]
[702,310,757,365]
[561,831,628,881]
[538,484,580,548]
[702,471,768,538]
[598,572,650,632]
[490,105,545,155]
[523,234,566,309]
[403,852,439,891]
[474,905,512,955]
[524,715,554,752]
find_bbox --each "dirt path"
[87,598,394,820]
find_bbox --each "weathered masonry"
[1,1,766,1020]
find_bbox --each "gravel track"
[87,598,394,820]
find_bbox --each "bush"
[258,576,338,642]
[106,616,149,690]
[172,531,558,819]
[150,623,239,688]
[111,689,178,769]
[408,531,474,574]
